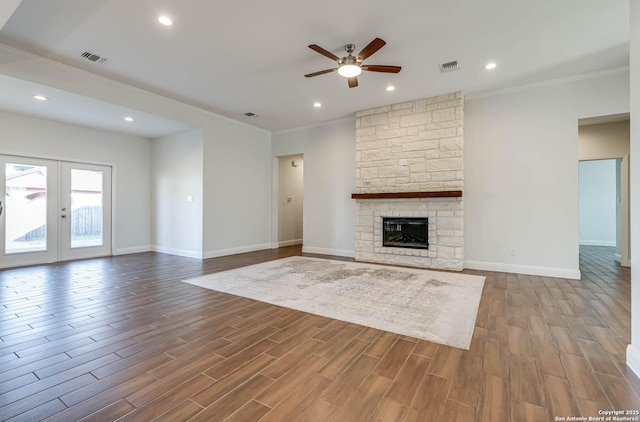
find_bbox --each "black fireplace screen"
[382,217,429,249]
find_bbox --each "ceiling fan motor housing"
[340,56,360,66]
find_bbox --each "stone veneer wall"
[354,92,464,271]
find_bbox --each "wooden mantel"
[351,190,462,200]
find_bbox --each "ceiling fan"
[304,38,401,88]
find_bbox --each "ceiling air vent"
[439,60,460,73]
[244,112,259,117]
[80,51,108,64]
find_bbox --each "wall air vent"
[439,60,460,73]
[80,51,108,64]
[244,112,259,117]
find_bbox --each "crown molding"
[465,66,629,101]
[272,116,356,135]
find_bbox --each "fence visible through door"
[0,155,112,268]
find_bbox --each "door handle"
[0,200,3,216]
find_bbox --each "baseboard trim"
[278,239,303,247]
[579,240,616,247]
[204,243,271,259]
[153,246,203,259]
[464,260,581,280]
[302,246,355,258]
[627,344,640,379]
[114,246,152,255]
[611,254,631,267]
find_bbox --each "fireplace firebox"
[382,217,429,249]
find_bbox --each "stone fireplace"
[353,92,464,271]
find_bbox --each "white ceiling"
[0,73,193,138]
[0,0,631,133]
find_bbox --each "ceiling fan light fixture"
[338,64,362,78]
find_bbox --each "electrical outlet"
[364,178,371,184]
[510,247,517,256]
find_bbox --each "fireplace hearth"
[382,217,429,250]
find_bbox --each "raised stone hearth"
[354,92,464,271]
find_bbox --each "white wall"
[272,119,356,257]
[277,154,303,245]
[0,39,631,281]
[0,110,152,253]
[271,72,629,270]
[0,45,275,261]
[464,70,629,279]
[202,121,272,258]
[579,160,616,246]
[627,0,640,378]
[152,128,203,258]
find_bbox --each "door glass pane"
[70,169,103,248]
[5,163,48,254]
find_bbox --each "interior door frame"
[271,153,305,249]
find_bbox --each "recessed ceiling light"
[386,85,395,92]
[484,62,497,70]
[33,95,48,101]
[124,116,134,122]
[158,16,173,26]
[313,102,322,108]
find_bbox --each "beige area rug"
[182,256,486,350]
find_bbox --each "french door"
[0,155,112,268]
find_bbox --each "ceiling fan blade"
[362,65,402,73]
[348,77,358,88]
[356,38,386,61]
[304,68,338,78]
[308,44,340,61]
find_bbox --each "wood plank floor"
[0,245,638,421]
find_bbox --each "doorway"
[0,155,112,268]
[577,115,630,268]
[579,159,617,247]
[274,154,303,247]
